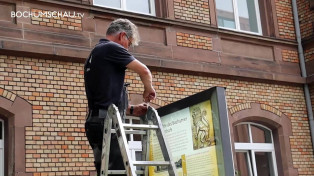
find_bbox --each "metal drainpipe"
[291,0,314,151]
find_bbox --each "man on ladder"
[84,18,156,176]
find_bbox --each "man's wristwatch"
[130,105,134,115]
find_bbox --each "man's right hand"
[143,86,156,103]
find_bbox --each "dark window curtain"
[258,0,276,37]
[310,0,314,10]
[155,0,168,18]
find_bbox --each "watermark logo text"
[11,11,84,18]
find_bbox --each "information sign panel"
[149,87,234,176]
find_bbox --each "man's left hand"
[129,103,148,116]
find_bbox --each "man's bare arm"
[126,59,156,102]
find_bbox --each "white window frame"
[110,116,142,171]
[125,116,142,171]
[236,151,253,176]
[0,119,4,176]
[93,0,156,16]
[234,122,278,176]
[216,0,263,35]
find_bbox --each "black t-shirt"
[84,39,135,110]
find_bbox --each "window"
[216,0,262,35]
[94,0,156,16]
[234,122,278,176]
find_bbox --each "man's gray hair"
[106,18,140,46]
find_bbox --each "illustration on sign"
[149,100,219,176]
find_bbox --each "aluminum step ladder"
[100,104,177,176]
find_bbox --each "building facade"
[0,0,313,175]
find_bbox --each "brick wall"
[0,55,91,175]
[275,0,296,40]
[1,54,314,175]
[126,70,313,175]
[173,0,210,24]
[31,9,83,31]
[282,49,299,63]
[297,0,314,39]
[305,47,314,62]
[176,32,212,50]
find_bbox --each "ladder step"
[111,129,147,135]
[107,170,144,174]
[125,130,147,135]
[133,161,171,166]
[123,124,159,130]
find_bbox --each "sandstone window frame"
[229,103,299,176]
[234,122,279,176]
[0,119,3,176]
[93,0,156,16]
[0,92,32,176]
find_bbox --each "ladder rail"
[100,114,112,176]
[141,120,152,176]
[146,107,178,176]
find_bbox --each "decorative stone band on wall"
[229,103,252,115]
[0,88,16,102]
[305,47,314,62]
[31,9,82,31]
[176,32,212,50]
[275,0,296,40]
[229,103,283,117]
[282,49,299,63]
[260,104,282,117]
[173,0,210,24]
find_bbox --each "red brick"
[33,106,43,110]
[82,154,89,158]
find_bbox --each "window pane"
[237,0,259,33]
[126,0,150,14]
[251,125,272,143]
[236,152,252,176]
[94,0,121,9]
[216,0,236,29]
[255,152,275,176]
[234,124,250,143]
